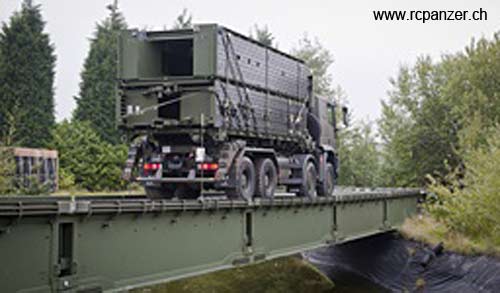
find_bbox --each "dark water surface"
[327,268,389,292]
[305,232,500,292]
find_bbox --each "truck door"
[318,99,336,147]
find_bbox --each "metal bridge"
[0,188,423,292]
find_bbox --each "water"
[327,268,389,292]
[307,232,500,292]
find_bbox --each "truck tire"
[145,184,175,199]
[299,161,317,199]
[255,158,277,198]
[228,156,255,200]
[319,163,335,197]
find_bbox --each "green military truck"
[118,24,345,199]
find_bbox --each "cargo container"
[118,24,344,199]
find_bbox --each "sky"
[0,0,499,122]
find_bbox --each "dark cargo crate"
[118,24,311,101]
[117,78,308,141]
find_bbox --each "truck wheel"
[319,163,335,197]
[299,161,317,199]
[255,158,277,198]
[228,156,255,200]
[145,184,175,199]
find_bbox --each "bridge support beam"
[0,190,422,292]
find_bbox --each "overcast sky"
[1,0,499,122]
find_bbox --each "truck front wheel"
[319,163,335,197]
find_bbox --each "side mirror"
[342,106,349,127]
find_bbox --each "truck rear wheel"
[319,163,335,197]
[299,161,317,199]
[228,156,255,200]
[255,158,277,198]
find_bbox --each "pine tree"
[0,0,56,147]
[73,1,126,144]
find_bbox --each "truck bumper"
[136,177,219,184]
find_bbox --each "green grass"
[400,215,500,256]
[51,185,144,196]
[132,256,335,293]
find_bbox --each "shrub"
[50,120,128,191]
[0,147,15,195]
[427,125,500,247]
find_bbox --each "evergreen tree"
[50,120,127,191]
[0,0,56,147]
[250,25,275,47]
[172,9,192,29]
[73,1,126,144]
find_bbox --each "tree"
[337,120,382,187]
[0,147,15,194]
[0,0,56,147]
[73,1,126,144]
[50,120,127,191]
[378,32,500,187]
[291,35,334,96]
[250,25,275,47]
[428,125,500,246]
[172,9,192,29]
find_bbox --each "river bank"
[305,232,500,292]
[133,256,335,293]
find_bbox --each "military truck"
[118,24,345,199]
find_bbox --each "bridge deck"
[0,189,423,292]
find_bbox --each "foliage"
[400,215,498,256]
[0,0,56,148]
[250,24,275,47]
[57,168,76,191]
[15,175,52,196]
[379,32,500,186]
[426,125,500,248]
[0,147,15,195]
[73,2,126,144]
[133,257,334,293]
[172,9,192,29]
[337,120,381,187]
[291,35,334,97]
[50,120,128,191]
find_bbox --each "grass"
[400,214,500,256]
[51,185,144,196]
[132,256,335,293]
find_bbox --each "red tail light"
[198,163,219,171]
[144,163,161,170]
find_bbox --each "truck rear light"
[144,163,161,170]
[198,163,218,171]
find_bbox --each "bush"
[427,125,500,247]
[50,120,128,191]
[0,147,15,195]
[15,175,52,196]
